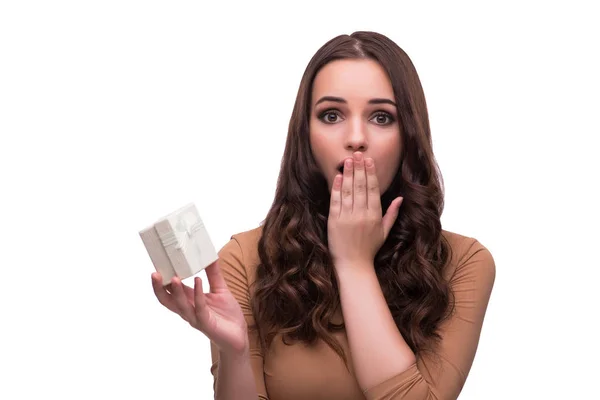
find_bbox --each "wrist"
[219,340,250,361]
[333,259,374,274]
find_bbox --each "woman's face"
[309,58,402,194]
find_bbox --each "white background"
[1,1,598,398]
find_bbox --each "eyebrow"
[314,96,397,107]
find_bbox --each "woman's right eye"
[319,110,342,124]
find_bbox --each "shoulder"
[217,225,263,289]
[441,229,496,290]
[230,225,264,253]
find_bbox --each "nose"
[344,119,368,152]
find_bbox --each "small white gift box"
[139,203,218,286]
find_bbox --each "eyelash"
[318,109,396,125]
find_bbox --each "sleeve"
[362,239,496,400]
[209,236,269,400]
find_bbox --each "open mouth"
[336,161,345,174]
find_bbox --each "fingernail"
[365,158,373,167]
[345,159,353,168]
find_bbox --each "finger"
[365,158,381,216]
[181,283,196,304]
[174,279,196,306]
[205,260,228,293]
[171,277,197,325]
[382,197,403,240]
[194,276,210,329]
[353,152,367,212]
[341,158,354,215]
[329,173,343,218]
[151,273,182,314]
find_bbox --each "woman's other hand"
[151,260,249,356]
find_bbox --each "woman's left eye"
[372,112,395,125]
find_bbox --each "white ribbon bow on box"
[158,211,204,255]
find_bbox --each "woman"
[151,31,495,400]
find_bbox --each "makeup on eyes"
[317,108,396,125]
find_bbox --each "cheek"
[309,136,323,169]
[376,170,393,194]
[309,131,332,171]
[377,143,402,190]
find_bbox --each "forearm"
[336,262,416,391]
[214,347,258,400]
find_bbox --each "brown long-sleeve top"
[210,226,496,400]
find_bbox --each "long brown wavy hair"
[250,31,454,369]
